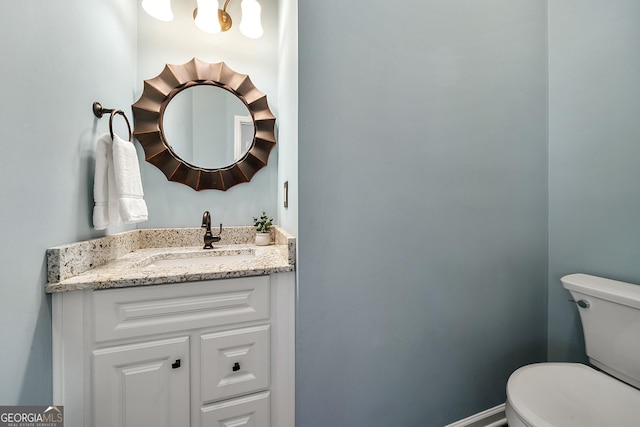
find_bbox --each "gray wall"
[0,0,136,403]
[298,1,548,425]
[548,0,640,361]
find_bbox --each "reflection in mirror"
[163,85,255,169]
[234,115,254,159]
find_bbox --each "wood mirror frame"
[132,58,276,191]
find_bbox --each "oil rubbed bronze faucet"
[201,211,222,249]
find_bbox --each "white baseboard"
[443,403,507,427]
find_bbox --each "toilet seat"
[506,363,640,427]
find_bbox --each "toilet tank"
[562,273,640,389]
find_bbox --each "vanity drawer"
[93,276,269,342]
[201,324,270,403]
[201,391,270,427]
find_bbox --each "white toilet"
[506,273,640,427]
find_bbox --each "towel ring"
[109,110,132,141]
[92,102,133,141]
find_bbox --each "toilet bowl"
[506,274,640,427]
[506,363,640,427]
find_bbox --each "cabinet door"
[93,336,189,427]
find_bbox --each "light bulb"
[239,0,263,39]
[142,0,174,22]
[194,0,221,33]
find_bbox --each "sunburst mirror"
[132,58,276,191]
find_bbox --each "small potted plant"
[253,211,273,246]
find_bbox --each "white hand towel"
[93,133,122,230]
[112,133,148,224]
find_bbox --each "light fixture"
[144,0,263,39]
[194,0,221,34]
[239,0,263,39]
[141,0,174,22]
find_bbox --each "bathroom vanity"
[46,227,295,427]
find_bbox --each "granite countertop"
[46,226,295,293]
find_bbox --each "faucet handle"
[216,223,222,236]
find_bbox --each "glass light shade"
[194,0,221,33]
[142,0,174,22]
[239,0,264,39]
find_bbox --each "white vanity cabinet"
[52,273,295,427]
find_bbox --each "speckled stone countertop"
[46,226,295,293]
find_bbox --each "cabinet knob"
[232,362,240,372]
[172,359,181,369]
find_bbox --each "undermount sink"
[145,251,256,268]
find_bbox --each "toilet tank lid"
[561,273,640,309]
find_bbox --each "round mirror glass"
[162,85,255,169]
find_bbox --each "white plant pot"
[255,232,271,246]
